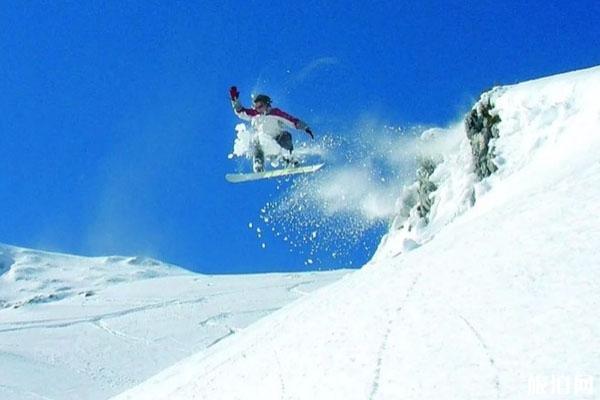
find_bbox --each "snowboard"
[225,163,325,183]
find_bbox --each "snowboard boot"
[253,151,265,173]
[253,158,264,173]
[281,149,299,168]
[282,156,300,168]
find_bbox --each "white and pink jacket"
[231,99,310,139]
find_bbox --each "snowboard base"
[225,163,325,183]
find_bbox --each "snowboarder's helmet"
[253,94,272,106]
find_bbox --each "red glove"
[229,86,239,101]
[305,128,314,139]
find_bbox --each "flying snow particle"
[254,128,420,267]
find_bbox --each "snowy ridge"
[114,65,600,399]
[0,244,348,399]
[375,65,600,260]
[0,243,184,310]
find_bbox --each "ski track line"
[198,312,233,327]
[202,279,334,300]
[368,272,422,400]
[287,279,317,296]
[205,326,236,348]
[198,307,281,328]
[0,297,208,333]
[458,314,501,399]
[91,320,149,344]
[274,350,286,400]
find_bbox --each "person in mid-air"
[229,86,314,173]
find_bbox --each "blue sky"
[1,1,599,273]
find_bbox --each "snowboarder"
[229,86,314,172]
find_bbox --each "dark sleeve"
[270,108,303,128]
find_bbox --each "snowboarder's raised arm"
[229,86,258,121]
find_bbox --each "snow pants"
[253,131,293,172]
[275,131,294,152]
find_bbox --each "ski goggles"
[253,101,267,111]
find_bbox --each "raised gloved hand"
[229,86,239,101]
[305,128,314,139]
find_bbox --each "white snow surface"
[0,244,348,399]
[115,66,600,399]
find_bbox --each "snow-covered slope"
[114,66,600,399]
[375,65,600,261]
[0,245,184,310]
[0,244,348,400]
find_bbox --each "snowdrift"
[114,65,600,399]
